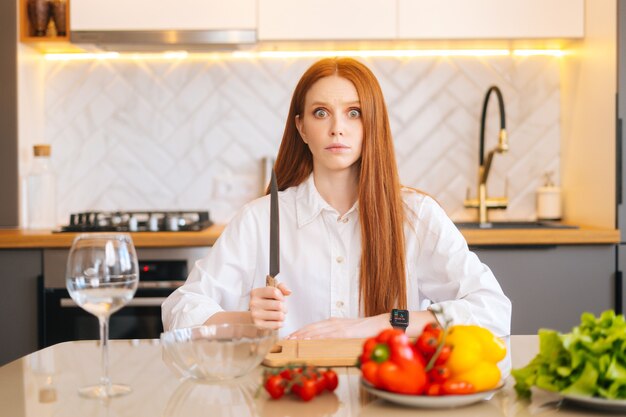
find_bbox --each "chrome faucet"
[464,86,509,225]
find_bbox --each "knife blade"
[266,169,279,287]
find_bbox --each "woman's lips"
[325,144,350,152]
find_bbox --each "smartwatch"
[390,309,409,332]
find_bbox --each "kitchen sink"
[455,221,579,230]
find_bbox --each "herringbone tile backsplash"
[44,55,559,224]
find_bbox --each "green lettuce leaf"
[512,310,626,400]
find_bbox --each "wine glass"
[66,233,139,399]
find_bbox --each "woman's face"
[295,75,364,176]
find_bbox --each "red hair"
[273,58,406,316]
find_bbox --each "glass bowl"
[161,324,277,382]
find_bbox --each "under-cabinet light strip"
[44,49,567,61]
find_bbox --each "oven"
[39,247,208,347]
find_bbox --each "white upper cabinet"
[71,0,256,31]
[258,0,396,41]
[397,0,584,39]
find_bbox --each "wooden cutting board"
[263,338,365,367]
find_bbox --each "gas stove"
[56,211,213,233]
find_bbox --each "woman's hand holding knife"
[249,169,291,330]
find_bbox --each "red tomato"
[428,365,451,383]
[415,332,439,356]
[441,380,476,395]
[314,374,326,394]
[423,322,443,336]
[434,345,452,365]
[425,382,443,396]
[297,378,317,401]
[279,369,293,381]
[264,375,285,399]
[322,370,339,392]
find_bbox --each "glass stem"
[99,315,111,394]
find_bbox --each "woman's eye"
[313,108,328,118]
[348,108,361,118]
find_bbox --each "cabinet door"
[398,0,584,39]
[258,0,396,41]
[474,245,614,335]
[0,250,42,366]
[71,0,256,31]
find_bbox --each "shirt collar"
[295,173,359,228]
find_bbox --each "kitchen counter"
[459,224,619,246]
[0,224,618,248]
[0,335,616,416]
[0,225,225,248]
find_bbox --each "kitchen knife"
[266,169,279,287]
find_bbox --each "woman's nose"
[330,117,344,136]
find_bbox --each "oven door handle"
[60,297,168,308]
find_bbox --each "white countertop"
[0,335,618,416]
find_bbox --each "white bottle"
[536,171,562,221]
[26,144,57,229]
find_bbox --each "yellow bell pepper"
[444,325,506,392]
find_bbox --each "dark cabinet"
[0,250,42,365]
[474,245,616,335]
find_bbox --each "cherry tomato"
[297,378,317,401]
[313,374,326,394]
[415,332,439,356]
[279,369,293,380]
[428,365,451,383]
[425,382,443,396]
[434,345,452,365]
[422,322,443,336]
[322,369,339,392]
[264,375,285,399]
[441,380,476,395]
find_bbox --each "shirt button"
[342,218,349,223]
[336,256,344,263]
[336,301,344,308]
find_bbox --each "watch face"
[391,309,409,327]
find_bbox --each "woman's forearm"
[371,310,437,337]
[203,311,254,326]
[406,310,437,337]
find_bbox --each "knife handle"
[266,275,278,288]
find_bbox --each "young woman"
[162,58,511,339]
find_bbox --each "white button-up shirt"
[162,174,511,337]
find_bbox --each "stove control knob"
[111,214,122,226]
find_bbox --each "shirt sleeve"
[161,204,261,330]
[413,196,512,337]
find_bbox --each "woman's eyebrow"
[309,100,361,107]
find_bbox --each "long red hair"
[273,58,406,316]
